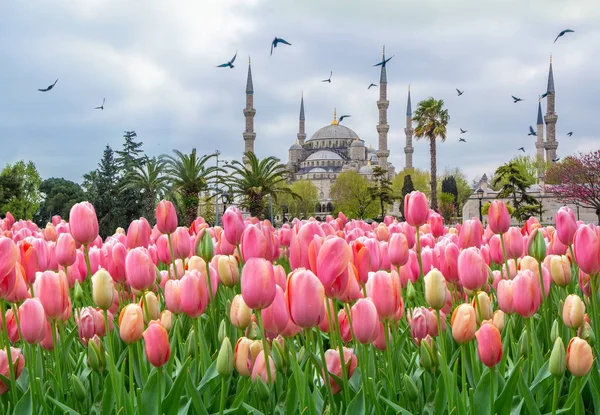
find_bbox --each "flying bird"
[460,128,467,134]
[456,88,464,96]
[554,29,574,43]
[270,37,291,55]
[322,71,332,83]
[541,92,549,99]
[459,138,466,143]
[512,95,524,103]
[518,147,525,152]
[338,115,351,123]
[368,83,377,89]
[528,126,537,136]
[216,51,237,68]
[95,98,105,110]
[567,132,573,137]
[552,157,561,162]
[38,78,58,92]
[374,55,394,67]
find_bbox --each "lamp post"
[539,174,545,224]
[214,154,229,227]
[221,191,231,212]
[282,204,288,224]
[476,188,484,222]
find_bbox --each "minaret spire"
[404,84,414,169]
[535,96,545,168]
[297,92,306,145]
[376,46,390,173]
[544,55,558,163]
[243,59,256,165]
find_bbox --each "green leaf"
[517,371,541,415]
[285,371,299,415]
[474,369,491,415]
[434,369,448,415]
[241,403,265,414]
[495,358,523,415]
[185,373,207,415]
[13,387,32,415]
[346,387,364,415]
[177,401,192,415]
[380,397,413,414]
[140,370,159,415]
[47,396,81,415]
[162,358,191,415]
[102,372,115,415]
[530,360,550,394]
[197,361,219,394]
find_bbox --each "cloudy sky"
[1,0,599,184]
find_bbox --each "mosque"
[240,48,415,217]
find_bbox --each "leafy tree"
[546,150,600,224]
[439,192,456,223]
[225,152,297,219]
[441,176,458,204]
[116,131,145,224]
[164,149,221,226]
[330,170,378,219]
[115,131,145,171]
[399,174,415,220]
[0,161,42,220]
[278,179,319,220]
[492,161,540,222]
[34,178,85,226]
[369,166,395,219]
[393,168,430,197]
[413,97,450,210]
[440,168,472,214]
[122,157,169,222]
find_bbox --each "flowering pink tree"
[546,149,600,224]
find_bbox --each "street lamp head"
[476,188,484,200]
[221,191,230,204]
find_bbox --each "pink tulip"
[497,279,516,314]
[290,222,325,270]
[337,309,352,343]
[230,295,253,329]
[1,309,19,343]
[458,219,483,249]
[126,219,151,249]
[563,294,585,329]
[0,347,25,395]
[350,298,379,344]
[475,322,503,367]
[241,225,267,261]
[222,207,244,246]
[251,350,276,384]
[109,243,127,284]
[555,206,577,246]
[125,248,156,291]
[566,337,593,377]
[118,304,144,344]
[316,237,352,298]
[488,201,510,234]
[143,321,170,367]
[428,213,444,238]
[366,270,402,321]
[68,202,99,245]
[458,247,488,291]
[547,232,568,255]
[33,270,70,320]
[323,348,357,394]
[286,268,325,328]
[46,242,58,271]
[488,235,504,264]
[156,200,178,234]
[336,263,363,303]
[172,227,192,259]
[573,225,600,275]
[404,191,429,227]
[18,241,37,284]
[438,242,459,283]
[503,227,523,259]
[156,234,172,264]
[261,285,289,335]
[451,304,477,344]
[273,264,287,292]
[350,241,371,284]
[4,264,29,303]
[180,270,210,318]
[17,299,46,345]
[241,258,276,310]
[512,270,541,318]
[164,279,183,314]
[389,233,409,268]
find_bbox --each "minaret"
[404,84,414,169]
[243,57,256,165]
[544,55,558,163]
[535,97,545,165]
[376,46,390,172]
[298,92,306,145]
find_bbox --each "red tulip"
[68,202,99,246]
[555,206,577,246]
[475,322,503,367]
[241,258,276,310]
[286,268,325,328]
[143,321,170,367]
[156,200,178,234]
[573,225,600,275]
[404,191,429,227]
[125,248,156,291]
[512,270,541,318]
[350,299,379,344]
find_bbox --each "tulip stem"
[287,337,305,411]
[83,244,92,279]
[315,328,337,414]
[383,320,397,401]
[0,299,18,404]
[51,320,63,398]
[461,344,467,408]
[499,233,511,280]
[129,345,135,406]
[254,311,273,386]
[575,376,582,415]
[331,304,351,405]
[416,227,424,279]
[489,366,494,415]
[219,377,227,415]
[551,377,559,415]
[157,366,162,415]
[589,274,600,357]
[167,233,179,279]
[325,300,337,349]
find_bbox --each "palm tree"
[163,149,222,225]
[122,157,170,219]
[413,98,450,209]
[225,152,298,218]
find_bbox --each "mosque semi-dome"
[290,142,302,150]
[305,150,344,161]
[351,139,366,147]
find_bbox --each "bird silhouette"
[216,51,237,68]
[368,83,377,89]
[459,138,466,143]
[567,132,573,137]
[38,78,58,92]
[456,88,464,96]
[460,128,467,134]
[554,29,574,43]
[541,92,549,99]
[95,98,105,110]
[338,115,351,123]
[270,37,291,56]
[552,157,561,162]
[322,71,332,83]
[512,95,524,103]
[528,126,537,136]
[374,55,394,67]
[518,147,525,152]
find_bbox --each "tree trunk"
[381,198,385,218]
[596,208,600,225]
[430,137,437,210]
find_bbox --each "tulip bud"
[87,335,105,373]
[527,229,546,262]
[563,294,585,329]
[218,320,227,344]
[424,269,447,310]
[403,374,419,401]
[197,231,214,262]
[406,281,416,303]
[472,291,493,324]
[217,337,234,377]
[185,329,197,358]
[297,346,306,364]
[566,337,594,377]
[74,281,84,302]
[491,310,505,333]
[419,335,438,372]
[577,322,595,346]
[271,338,287,374]
[92,269,115,310]
[549,337,566,377]
[550,320,560,344]
[245,321,260,340]
[71,374,87,401]
[140,292,160,323]
[255,377,271,401]
[160,310,172,332]
[518,329,529,357]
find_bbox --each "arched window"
[327,203,333,212]
[315,203,321,213]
